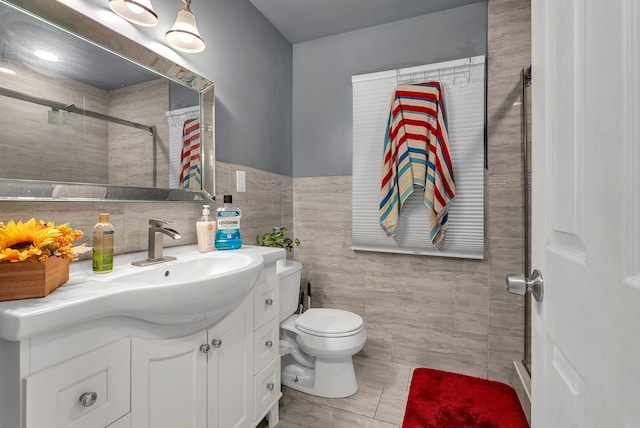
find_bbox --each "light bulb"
[109,0,159,27]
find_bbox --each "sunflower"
[0,219,63,263]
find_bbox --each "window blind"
[351,56,485,259]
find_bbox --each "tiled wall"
[0,58,109,183]
[0,62,170,188]
[108,79,170,188]
[292,0,531,385]
[0,162,292,262]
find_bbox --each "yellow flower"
[0,219,83,263]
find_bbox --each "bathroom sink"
[0,246,271,341]
[88,250,263,323]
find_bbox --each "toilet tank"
[277,259,302,322]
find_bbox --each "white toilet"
[277,260,367,398]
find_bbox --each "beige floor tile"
[374,386,410,426]
[281,381,382,419]
[278,397,399,428]
[353,355,413,390]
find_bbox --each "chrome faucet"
[132,219,182,266]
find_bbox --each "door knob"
[505,269,544,302]
[212,338,222,348]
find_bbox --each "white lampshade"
[109,0,159,27]
[165,3,205,53]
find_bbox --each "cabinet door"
[208,291,254,428]
[132,331,208,428]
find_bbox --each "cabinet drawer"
[254,356,281,420]
[254,277,279,328]
[25,338,130,428]
[254,317,280,374]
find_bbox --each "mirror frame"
[0,0,215,202]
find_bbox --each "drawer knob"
[265,298,274,306]
[200,343,211,353]
[79,392,98,408]
[265,340,273,348]
[266,382,275,391]
[212,338,222,348]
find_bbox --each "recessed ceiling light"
[0,67,16,75]
[34,50,60,62]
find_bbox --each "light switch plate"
[236,170,246,192]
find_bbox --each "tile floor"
[259,354,414,427]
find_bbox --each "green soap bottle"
[93,213,114,273]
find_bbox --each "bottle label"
[215,210,241,249]
[93,230,114,272]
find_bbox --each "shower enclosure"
[521,66,532,374]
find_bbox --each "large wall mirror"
[0,0,214,201]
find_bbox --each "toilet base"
[281,354,358,398]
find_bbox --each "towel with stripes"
[179,117,202,190]
[379,82,455,248]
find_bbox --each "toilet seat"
[294,308,364,338]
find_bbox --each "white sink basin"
[0,245,274,341]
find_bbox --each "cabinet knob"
[79,392,98,408]
[265,298,274,306]
[212,338,222,348]
[265,340,273,348]
[200,343,211,353]
[266,382,275,391]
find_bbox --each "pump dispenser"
[196,204,216,252]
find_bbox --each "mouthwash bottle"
[215,195,242,250]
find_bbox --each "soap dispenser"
[196,204,216,252]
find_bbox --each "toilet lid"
[295,308,364,337]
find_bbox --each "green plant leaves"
[256,227,300,251]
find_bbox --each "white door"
[531,0,640,426]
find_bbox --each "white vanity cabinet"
[0,246,285,428]
[131,290,254,428]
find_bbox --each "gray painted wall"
[75,0,294,177]
[292,2,487,177]
[190,0,293,176]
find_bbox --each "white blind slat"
[352,56,485,259]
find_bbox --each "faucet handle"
[149,219,171,228]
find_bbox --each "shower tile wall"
[487,0,531,381]
[293,0,531,385]
[0,59,109,184]
[108,79,170,188]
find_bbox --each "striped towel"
[379,82,455,248]
[179,118,201,190]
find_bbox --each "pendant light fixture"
[109,0,159,27]
[165,0,206,53]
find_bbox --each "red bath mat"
[402,368,529,428]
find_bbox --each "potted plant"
[0,218,88,301]
[256,227,300,252]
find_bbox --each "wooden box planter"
[0,257,69,301]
